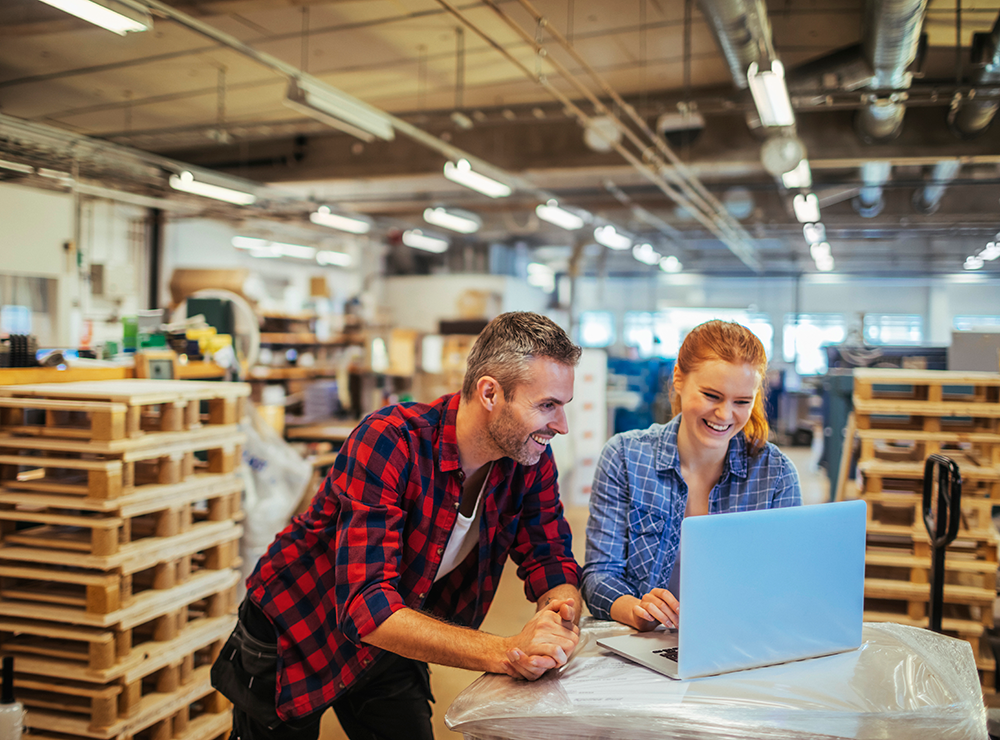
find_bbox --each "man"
[212,311,583,740]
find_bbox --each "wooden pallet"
[0,525,241,614]
[857,456,1000,499]
[856,428,1000,467]
[0,479,242,558]
[862,489,997,539]
[0,429,245,500]
[0,472,243,520]
[14,626,229,732]
[26,707,231,740]
[22,664,226,739]
[852,369,1000,444]
[853,368,1000,401]
[0,379,250,441]
[865,544,997,590]
[0,607,236,683]
[0,424,245,464]
[0,566,239,629]
[0,518,244,574]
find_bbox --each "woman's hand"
[611,589,680,632]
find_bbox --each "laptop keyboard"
[652,646,679,662]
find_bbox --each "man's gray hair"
[461,312,581,401]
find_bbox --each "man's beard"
[487,402,543,466]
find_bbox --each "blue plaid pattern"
[581,416,801,620]
[247,393,581,720]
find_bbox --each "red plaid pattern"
[247,393,581,720]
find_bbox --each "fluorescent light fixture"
[443,159,512,198]
[979,242,1000,261]
[37,167,72,182]
[310,206,371,234]
[527,263,555,292]
[781,158,812,189]
[451,111,475,130]
[815,254,835,272]
[170,171,256,206]
[317,250,352,267]
[747,60,795,127]
[232,236,315,259]
[659,255,683,273]
[422,206,481,234]
[802,222,826,245]
[402,229,449,253]
[38,0,151,35]
[965,255,985,270]
[535,200,586,230]
[809,242,831,261]
[0,160,34,175]
[632,243,661,266]
[232,236,264,250]
[594,225,632,250]
[793,193,820,223]
[277,243,316,260]
[284,79,394,142]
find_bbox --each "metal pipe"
[858,0,929,143]
[694,0,774,89]
[950,15,1000,139]
[852,160,892,217]
[912,160,961,214]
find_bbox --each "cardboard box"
[169,268,249,306]
[388,328,421,377]
[456,289,500,319]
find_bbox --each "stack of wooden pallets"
[0,379,250,740]
[850,368,1000,693]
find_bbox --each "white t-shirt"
[435,463,492,582]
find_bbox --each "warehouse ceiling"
[3,0,1000,278]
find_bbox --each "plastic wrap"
[445,620,987,740]
[237,404,314,593]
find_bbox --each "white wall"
[0,184,154,347]
[0,182,73,277]
[163,218,367,314]
[379,274,549,333]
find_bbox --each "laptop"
[597,500,867,680]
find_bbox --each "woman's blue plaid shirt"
[581,416,801,620]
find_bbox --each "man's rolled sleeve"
[332,419,412,644]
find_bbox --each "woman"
[581,320,801,631]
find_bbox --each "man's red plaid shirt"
[247,392,582,720]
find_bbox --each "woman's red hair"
[672,320,770,455]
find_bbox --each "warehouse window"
[623,312,656,356]
[783,314,846,375]
[863,314,923,345]
[578,311,615,347]
[624,309,773,359]
[954,315,1000,331]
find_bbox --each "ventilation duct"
[695,0,774,90]
[857,0,929,144]
[912,160,961,214]
[949,15,1000,139]
[852,161,892,217]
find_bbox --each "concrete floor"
[318,444,828,739]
